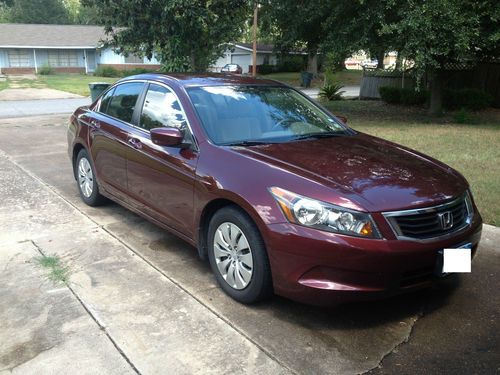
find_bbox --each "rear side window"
[99,88,115,113]
[104,82,144,124]
[139,84,188,132]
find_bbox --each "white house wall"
[98,48,160,65]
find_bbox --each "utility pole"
[252,2,258,77]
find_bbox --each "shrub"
[319,83,345,101]
[443,88,493,111]
[379,86,401,104]
[400,88,429,105]
[379,86,429,105]
[38,64,53,75]
[276,55,306,72]
[94,66,121,77]
[258,64,278,75]
[453,108,474,124]
[127,67,157,76]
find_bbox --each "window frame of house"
[8,49,31,68]
[48,50,79,67]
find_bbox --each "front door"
[126,83,198,238]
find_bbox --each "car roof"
[117,72,284,88]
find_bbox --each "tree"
[2,0,70,24]
[381,0,500,115]
[321,0,400,71]
[260,0,333,74]
[82,0,250,72]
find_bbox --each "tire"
[207,206,273,304]
[75,149,107,206]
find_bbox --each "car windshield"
[187,86,349,145]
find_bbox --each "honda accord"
[68,73,482,305]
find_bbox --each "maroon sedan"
[68,73,482,305]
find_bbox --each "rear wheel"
[75,149,106,206]
[207,206,273,304]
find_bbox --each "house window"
[8,50,30,67]
[48,50,79,67]
[124,53,143,64]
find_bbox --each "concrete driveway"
[0,114,499,374]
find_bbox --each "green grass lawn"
[38,74,118,96]
[322,100,500,226]
[0,73,118,96]
[259,70,363,88]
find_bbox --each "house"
[0,23,160,75]
[213,43,279,74]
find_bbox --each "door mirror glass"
[150,127,184,147]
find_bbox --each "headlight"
[269,187,380,238]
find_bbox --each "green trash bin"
[301,71,314,88]
[88,82,111,102]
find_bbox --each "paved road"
[0,114,498,374]
[0,86,360,119]
[0,97,90,119]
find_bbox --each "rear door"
[125,83,199,238]
[86,82,145,199]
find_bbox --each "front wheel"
[207,206,273,304]
[75,149,107,206]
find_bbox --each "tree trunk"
[395,52,402,70]
[190,51,197,72]
[376,50,385,69]
[307,52,318,75]
[428,70,444,116]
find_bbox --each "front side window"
[105,82,144,124]
[139,84,188,132]
[187,86,349,145]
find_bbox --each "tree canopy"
[82,0,250,72]
[0,0,71,24]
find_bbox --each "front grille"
[383,194,472,240]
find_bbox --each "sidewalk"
[0,97,90,119]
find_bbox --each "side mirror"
[150,127,184,147]
[336,115,348,124]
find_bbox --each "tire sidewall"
[76,149,102,206]
[207,206,272,304]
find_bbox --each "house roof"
[233,43,275,53]
[0,23,108,49]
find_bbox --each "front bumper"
[264,214,482,306]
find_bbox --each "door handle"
[89,120,100,129]
[128,137,143,149]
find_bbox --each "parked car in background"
[221,63,243,74]
[361,59,379,69]
[68,73,482,306]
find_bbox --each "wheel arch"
[197,197,265,260]
[72,143,87,180]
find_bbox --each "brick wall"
[2,67,85,74]
[2,67,35,74]
[97,63,161,71]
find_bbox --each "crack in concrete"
[29,240,142,375]
[3,152,294,375]
[361,304,426,374]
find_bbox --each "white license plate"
[437,243,472,275]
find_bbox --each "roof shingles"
[0,23,108,48]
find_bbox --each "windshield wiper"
[223,140,277,146]
[290,132,345,141]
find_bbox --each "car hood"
[233,133,466,212]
